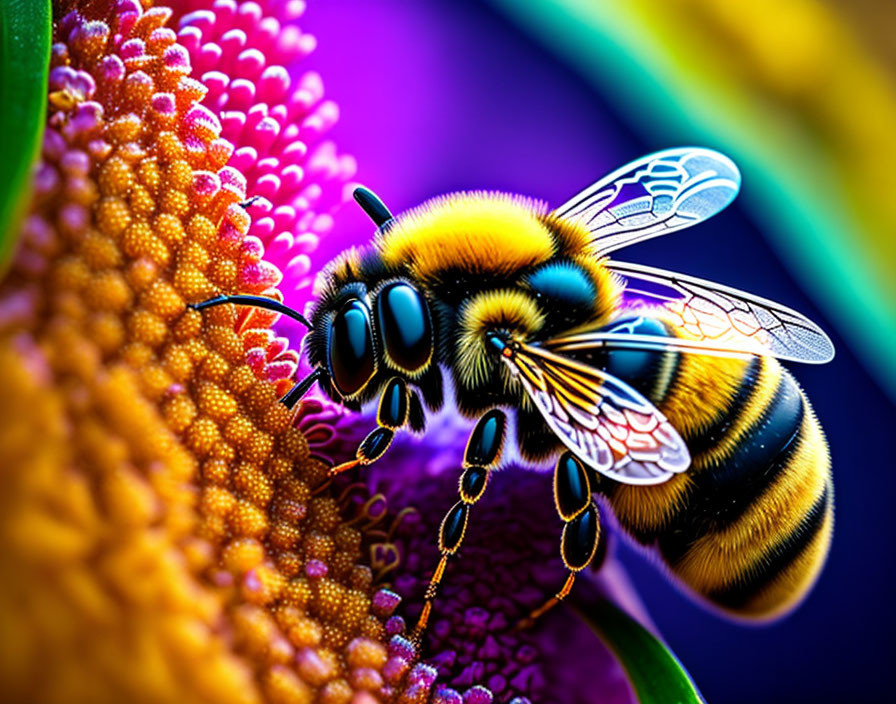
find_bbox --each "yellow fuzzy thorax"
[378,192,576,281]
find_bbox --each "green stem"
[571,590,705,704]
[0,0,52,275]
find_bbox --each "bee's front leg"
[329,377,408,476]
[410,409,507,647]
[517,451,600,629]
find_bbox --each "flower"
[0,1,397,701]
[319,406,652,703]
[366,464,642,704]
[170,0,357,306]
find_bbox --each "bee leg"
[518,452,600,629]
[411,409,507,647]
[330,377,409,476]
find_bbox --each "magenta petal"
[170,0,355,316]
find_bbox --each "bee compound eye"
[328,299,376,397]
[376,282,433,373]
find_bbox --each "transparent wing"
[555,147,741,255]
[502,341,690,485]
[557,261,835,364]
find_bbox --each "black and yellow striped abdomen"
[600,316,833,620]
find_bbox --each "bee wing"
[554,147,740,255]
[556,260,834,364]
[504,342,690,485]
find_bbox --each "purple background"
[301,1,896,701]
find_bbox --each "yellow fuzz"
[378,192,556,283]
[456,288,544,394]
[659,351,749,440]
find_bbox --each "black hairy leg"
[518,451,600,629]
[411,409,507,646]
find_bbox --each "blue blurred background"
[304,1,896,701]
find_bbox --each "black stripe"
[416,364,444,411]
[516,404,564,461]
[659,370,806,563]
[687,356,763,455]
[407,390,427,433]
[709,480,831,609]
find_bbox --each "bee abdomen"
[679,358,804,529]
[657,364,833,619]
[704,476,832,614]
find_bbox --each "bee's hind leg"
[410,409,507,647]
[517,451,600,629]
[329,377,409,476]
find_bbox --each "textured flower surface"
[368,463,640,704]
[171,0,356,303]
[0,1,659,703]
[0,1,396,701]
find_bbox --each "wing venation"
[554,147,741,255]
[500,341,690,485]
[597,261,834,363]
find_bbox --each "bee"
[193,147,834,639]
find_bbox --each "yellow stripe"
[696,357,783,468]
[379,193,555,281]
[673,400,829,594]
[609,473,693,533]
[659,348,751,441]
[735,501,834,620]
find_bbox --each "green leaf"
[572,593,705,704]
[0,0,52,275]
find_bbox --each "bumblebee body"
[308,190,832,619]
[195,148,835,635]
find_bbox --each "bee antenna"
[353,187,394,230]
[188,294,312,329]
